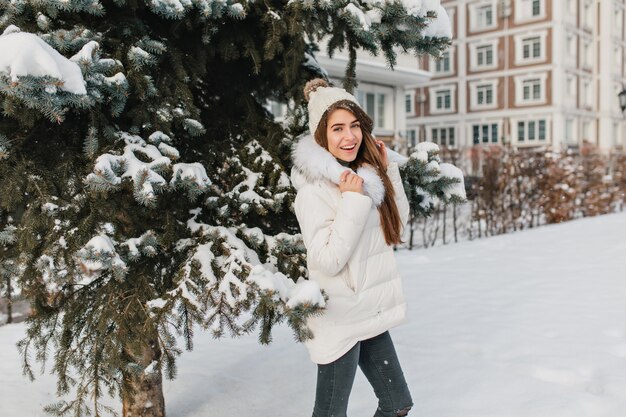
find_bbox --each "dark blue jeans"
[312,331,413,417]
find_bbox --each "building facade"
[407,0,626,154]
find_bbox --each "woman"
[291,78,413,417]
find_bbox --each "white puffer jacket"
[291,135,410,364]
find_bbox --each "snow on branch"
[422,5,452,38]
[151,208,324,338]
[86,131,210,205]
[75,234,128,284]
[0,31,86,95]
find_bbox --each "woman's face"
[325,108,363,162]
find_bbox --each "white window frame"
[614,6,624,36]
[406,128,417,149]
[565,0,577,24]
[469,39,499,71]
[614,46,622,72]
[514,30,548,65]
[429,126,457,148]
[429,85,457,114]
[514,73,548,106]
[469,79,499,110]
[513,118,548,143]
[580,77,593,108]
[431,49,454,76]
[582,38,593,68]
[565,117,576,145]
[405,91,415,115]
[356,86,393,131]
[565,32,577,66]
[582,0,593,30]
[582,119,593,142]
[514,0,546,23]
[471,121,502,145]
[565,73,576,102]
[469,1,498,32]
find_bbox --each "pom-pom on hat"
[304,78,360,137]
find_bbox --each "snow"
[416,141,440,153]
[285,280,326,309]
[105,72,127,86]
[171,163,210,187]
[422,5,452,38]
[70,40,99,63]
[0,32,87,94]
[2,213,626,416]
[438,162,466,200]
[345,3,371,31]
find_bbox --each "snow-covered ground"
[2,212,626,417]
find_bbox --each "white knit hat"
[304,79,360,136]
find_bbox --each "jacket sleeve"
[294,186,372,277]
[387,162,410,231]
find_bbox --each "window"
[357,91,389,129]
[565,118,575,144]
[477,84,493,105]
[582,78,592,107]
[477,45,494,67]
[435,51,451,74]
[515,0,544,22]
[515,31,547,64]
[582,39,592,68]
[429,85,456,113]
[470,40,498,70]
[566,74,575,96]
[470,79,498,109]
[582,120,591,140]
[431,127,456,147]
[436,90,452,110]
[615,46,622,70]
[517,119,547,142]
[615,8,624,35]
[522,37,541,59]
[583,1,593,28]
[522,78,541,101]
[407,129,417,148]
[477,4,494,28]
[515,74,547,105]
[566,34,575,55]
[472,123,499,144]
[405,93,413,114]
[532,0,540,16]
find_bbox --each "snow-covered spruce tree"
[0,0,451,415]
[401,141,466,248]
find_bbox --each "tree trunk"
[409,215,414,250]
[122,338,165,417]
[442,205,447,245]
[452,203,458,243]
[6,275,12,324]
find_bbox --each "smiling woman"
[325,109,363,162]
[290,78,413,417]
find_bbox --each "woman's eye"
[334,127,342,132]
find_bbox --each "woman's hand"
[375,140,389,170]
[339,170,364,194]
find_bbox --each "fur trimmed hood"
[290,135,408,206]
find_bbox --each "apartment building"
[407,0,626,154]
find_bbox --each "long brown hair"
[314,100,403,245]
